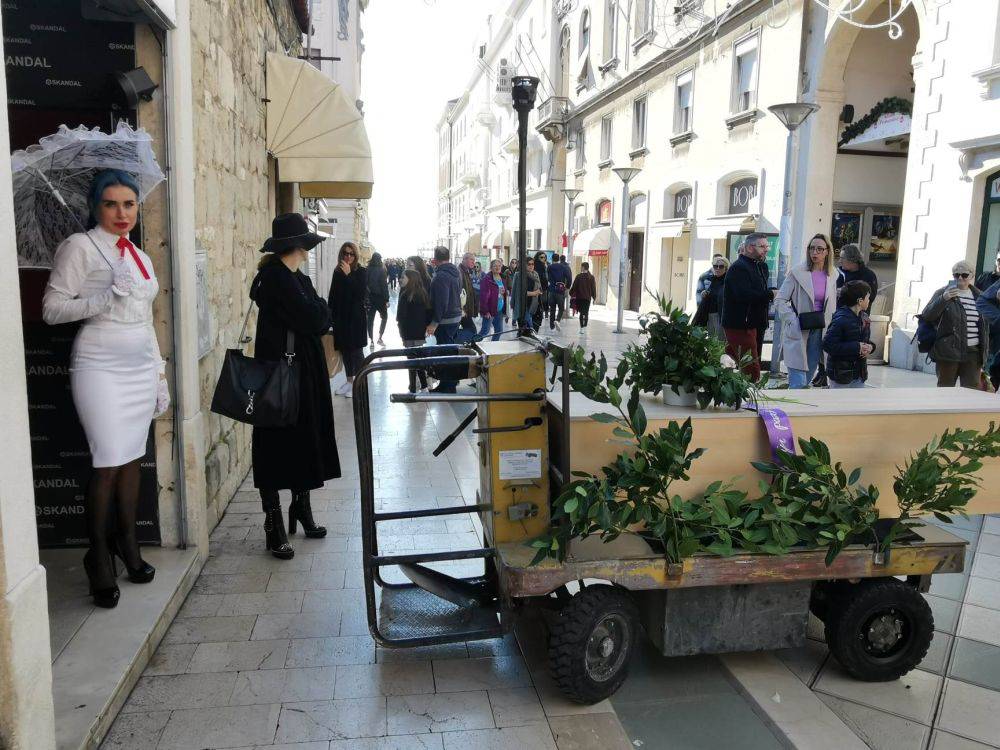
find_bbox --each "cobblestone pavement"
[103,299,1000,750]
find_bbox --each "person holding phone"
[921,260,989,388]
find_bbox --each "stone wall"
[190,0,302,523]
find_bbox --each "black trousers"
[577,299,591,327]
[547,291,565,327]
[367,300,388,341]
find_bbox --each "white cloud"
[363,0,500,255]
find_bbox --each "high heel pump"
[288,492,327,538]
[109,536,156,583]
[83,548,120,609]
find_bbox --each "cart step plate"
[379,580,502,644]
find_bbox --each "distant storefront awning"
[574,226,618,257]
[485,229,513,249]
[465,233,482,253]
[649,219,689,240]
[266,53,374,200]
[695,214,757,240]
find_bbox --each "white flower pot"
[663,385,698,407]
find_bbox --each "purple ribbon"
[758,406,796,462]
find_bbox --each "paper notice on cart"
[498,449,542,480]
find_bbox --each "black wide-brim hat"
[260,212,328,253]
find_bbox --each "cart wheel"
[824,578,934,682]
[548,585,638,704]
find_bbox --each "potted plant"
[623,297,761,410]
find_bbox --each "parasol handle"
[32,166,116,271]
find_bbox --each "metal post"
[616,179,629,333]
[770,129,795,375]
[511,76,539,333]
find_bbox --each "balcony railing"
[535,96,572,142]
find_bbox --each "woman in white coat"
[42,169,168,608]
[775,233,839,388]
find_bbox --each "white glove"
[155,378,170,417]
[112,260,134,297]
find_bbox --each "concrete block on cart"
[636,581,811,657]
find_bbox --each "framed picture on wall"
[869,214,900,261]
[831,211,862,253]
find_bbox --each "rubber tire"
[548,585,639,704]
[824,578,934,682]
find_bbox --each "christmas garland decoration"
[838,97,913,147]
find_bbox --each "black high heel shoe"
[264,508,295,559]
[288,492,327,538]
[109,536,156,583]
[83,548,120,609]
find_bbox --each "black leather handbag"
[792,298,826,331]
[210,304,300,427]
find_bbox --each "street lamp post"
[512,76,540,333]
[497,214,509,262]
[767,102,820,374]
[562,188,581,263]
[612,167,641,334]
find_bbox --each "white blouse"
[43,227,164,371]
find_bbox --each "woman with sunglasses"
[774,234,839,388]
[692,256,729,340]
[328,242,368,398]
[920,260,989,388]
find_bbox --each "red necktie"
[116,236,151,280]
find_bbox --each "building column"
[0,13,56,748]
[165,0,209,555]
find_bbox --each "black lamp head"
[114,67,158,107]
[511,76,540,112]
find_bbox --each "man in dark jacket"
[569,261,597,331]
[459,252,478,337]
[976,251,1000,293]
[836,244,879,305]
[546,255,573,330]
[428,246,464,392]
[722,233,773,381]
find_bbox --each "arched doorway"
[802,0,924,323]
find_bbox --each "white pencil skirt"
[70,322,158,468]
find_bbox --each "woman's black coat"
[328,266,369,351]
[396,290,433,341]
[250,259,340,491]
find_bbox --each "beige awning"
[574,226,618,256]
[464,233,482,253]
[266,53,374,199]
[649,219,689,240]
[695,214,756,240]
[485,229,513,249]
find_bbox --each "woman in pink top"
[775,234,839,388]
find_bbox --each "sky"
[363,0,499,255]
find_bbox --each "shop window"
[600,114,613,162]
[731,32,760,114]
[666,187,692,219]
[674,69,694,133]
[977,170,1000,276]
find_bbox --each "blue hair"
[87,169,141,228]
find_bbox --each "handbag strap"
[238,302,255,345]
[284,330,296,366]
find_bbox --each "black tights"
[367,303,388,342]
[87,459,142,587]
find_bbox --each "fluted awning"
[266,53,373,199]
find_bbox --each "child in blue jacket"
[822,280,873,388]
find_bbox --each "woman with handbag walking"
[250,214,338,559]
[775,234,839,388]
[328,242,369,399]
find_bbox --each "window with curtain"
[632,96,647,148]
[580,10,591,55]
[674,69,693,133]
[603,0,617,61]
[601,114,613,161]
[731,32,760,113]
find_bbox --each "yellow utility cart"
[353,339,976,703]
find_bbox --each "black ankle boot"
[264,508,295,559]
[83,547,120,608]
[289,492,327,538]
[110,535,156,583]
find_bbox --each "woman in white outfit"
[775,233,839,389]
[42,169,168,608]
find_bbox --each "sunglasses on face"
[342,252,356,258]
[954,273,970,279]
[712,264,726,269]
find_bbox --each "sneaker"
[342,383,353,398]
[554,321,562,331]
[334,381,349,395]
